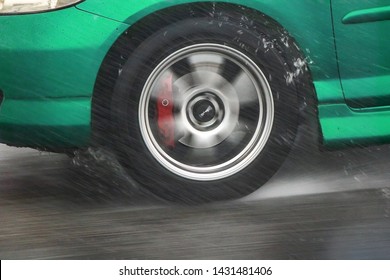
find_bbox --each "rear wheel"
[111,10,303,202]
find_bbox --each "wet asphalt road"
[1,130,390,259]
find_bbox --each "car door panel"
[332,0,390,108]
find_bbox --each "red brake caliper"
[156,74,175,148]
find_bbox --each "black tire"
[110,8,305,203]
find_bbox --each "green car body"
[0,0,389,148]
[1,0,390,202]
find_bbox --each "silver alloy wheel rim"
[139,43,274,181]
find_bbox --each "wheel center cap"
[193,100,216,123]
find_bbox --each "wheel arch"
[91,1,319,145]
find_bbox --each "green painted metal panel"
[0,7,129,100]
[341,75,390,107]
[0,97,91,147]
[332,0,390,108]
[313,79,344,104]
[0,7,129,147]
[319,104,390,146]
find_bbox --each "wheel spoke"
[188,53,225,72]
[172,144,219,166]
[219,59,242,82]
[170,57,193,78]
[179,131,218,149]
[224,130,247,147]
[188,70,222,89]
[231,71,260,105]
[172,114,187,140]
[186,53,230,89]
